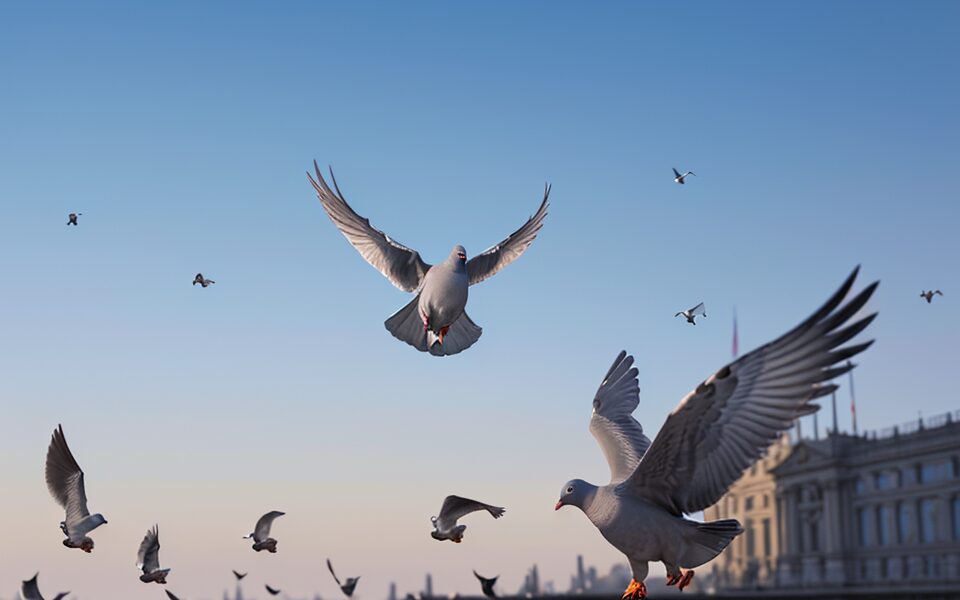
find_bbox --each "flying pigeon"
[674,302,706,325]
[165,591,183,600]
[308,163,549,356]
[137,525,171,584]
[555,267,878,599]
[430,495,505,543]
[66,213,81,226]
[192,273,215,288]
[920,290,943,303]
[265,584,281,596]
[244,510,285,552]
[473,571,498,599]
[45,425,107,552]
[327,558,360,597]
[233,570,247,580]
[672,168,695,184]
[20,573,69,600]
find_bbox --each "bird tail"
[384,296,429,352]
[427,311,482,357]
[679,519,743,568]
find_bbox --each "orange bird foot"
[678,570,695,592]
[438,325,450,345]
[666,574,681,586]
[621,579,647,600]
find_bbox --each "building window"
[876,506,890,546]
[898,502,911,544]
[854,478,866,495]
[874,471,898,490]
[920,462,951,484]
[952,497,960,541]
[857,508,869,546]
[763,494,769,508]
[746,520,755,557]
[762,518,771,557]
[919,499,937,543]
[745,496,754,511]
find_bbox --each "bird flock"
[25,164,941,600]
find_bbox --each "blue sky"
[1,1,958,598]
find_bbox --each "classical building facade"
[705,410,960,593]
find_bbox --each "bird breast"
[419,267,468,328]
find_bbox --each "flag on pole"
[732,308,739,359]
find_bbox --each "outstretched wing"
[137,525,161,573]
[672,168,682,178]
[622,267,877,515]
[308,162,431,292]
[233,570,247,580]
[438,495,505,524]
[589,351,652,483]
[327,558,342,586]
[45,425,91,529]
[266,585,281,595]
[20,573,43,600]
[253,510,285,542]
[165,591,182,600]
[690,302,706,316]
[465,185,550,286]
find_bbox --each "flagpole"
[732,307,739,359]
[847,361,858,436]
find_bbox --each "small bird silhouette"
[672,168,695,184]
[265,584,281,596]
[192,273,215,288]
[920,290,943,303]
[327,559,360,597]
[232,570,247,580]
[675,302,706,325]
[474,571,499,599]
[66,213,81,226]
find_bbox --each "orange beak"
[554,501,563,511]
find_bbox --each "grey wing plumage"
[253,510,285,542]
[45,425,91,528]
[589,351,652,483]
[20,573,43,600]
[622,267,877,515]
[690,302,706,316]
[308,162,431,292]
[327,558,342,586]
[438,495,505,524]
[465,184,550,286]
[137,525,161,573]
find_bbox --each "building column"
[822,480,846,585]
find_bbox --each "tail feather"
[428,312,482,357]
[384,296,429,352]
[680,519,743,568]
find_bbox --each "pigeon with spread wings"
[244,510,285,553]
[675,302,706,325]
[920,290,943,303]
[20,573,69,600]
[430,495,505,543]
[45,425,107,552]
[556,267,878,599]
[327,559,360,597]
[137,525,171,584]
[308,163,549,356]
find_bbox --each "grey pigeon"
[555,267,877,599]
[672,168,695,184]
[265,584,281,596]
[66,213,81,226]
[45,425,107,553]
[473,571,498,599]
[308,163,549,356]
[192,273,215,288]
[430,495,505,543]
[137,525,171,584]
[327,558,360,597]
[920,289,943,303]
[20,573,69,600]
[674,302,705,325]
[233,570,247,580]
[244,510,284,552]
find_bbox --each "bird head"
[452,245,467,263]
[555,479,594,511]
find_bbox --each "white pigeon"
[430,495,505,543]
[244,510,285,552]
[20,573,69,600]
[45,425,107,552]
[308,162,549,356]
[672,168,695,184]
[137,525,171,584]
[674,302,706,325]
[192,273,215,288]
[555,267,877,599]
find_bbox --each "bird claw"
[621,579,646,600]
[666,575,681,586]
[438,325,450,345]
[678,570,694,592]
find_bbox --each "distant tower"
[425,573,434,598]
[530,565,540,595]
[576,555,586,592]
[389,582,397,600]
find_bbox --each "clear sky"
[1,1,958,598]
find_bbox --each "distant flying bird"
[20,573,69,600]
[672,168,695,184]
[233,570,247,580]
[165,591,184,600]
[430,495,505,543]
[265,584,281,596]
[675,302,706,325]
[192,273,215,288]
[920,290,943,303]
[66,213,81,226]
[327,558,360,597]
[45,425,107,553]
[244,510,285,553]
[308,163,549,356]
[473,571,498,599]
[137,525,171,584]
[555,268,878,599]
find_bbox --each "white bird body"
[419,258,469,342]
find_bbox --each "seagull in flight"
[45,425,107,552]
[672,168,695,184]
[675,302,706,325]
[920,290,943,303]
[430,495,505,543]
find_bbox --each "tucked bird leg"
[678,570,695,591]
[664,563,682,587]
[621,579,647,600]
[438,324,450,345]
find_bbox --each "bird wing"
[233,570,247,580]
[620,267,877,515]
[437,495,505,526]
[165,591,181,600]
[465,185,550,286]
[266,585,281,595]
[672,168,681,178]
[690,302,706,316]
[253,510,285,542]
[20,573,43,600]
[308,162,431,293]
[137,525,161,573]
[327,558,342,586]
[588,351,652,483]
[45,425,91,528]
[935,290,943,295]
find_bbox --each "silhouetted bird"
[920,290,943,303]
[233,570,247,580]
[473,571,498,598]
[327,559,360,597]
[66,213,81,226]
[672,168,695,184]
[265,584,281,596]
[193,273,215,288]
[20,573,69,600]
[674,303,706,325]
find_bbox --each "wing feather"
[437,495,505,525]
[253,510,285,542]
[465,185,549,286]
[588,351,652,483]
[45,425,91,528]
[137,525,161,573]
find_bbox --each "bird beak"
[554,501,563,511]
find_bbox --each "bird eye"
[566,486,574,493]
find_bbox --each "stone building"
[705,410,960,593]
